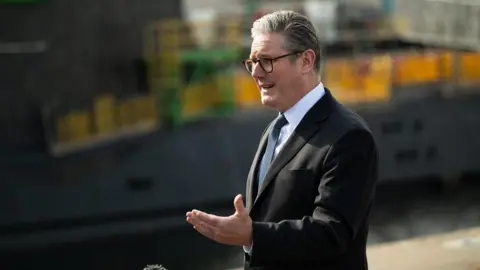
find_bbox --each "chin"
[260,95,278,109]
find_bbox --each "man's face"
[249,33,302,112]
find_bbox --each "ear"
[300,49,316,74]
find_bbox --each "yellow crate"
[323,58,360,95]
[55,117,69,143]
[132,95,158,124]
[324,55,392,104]
[56,110,92,143]
[363,55,392,102]
[116,99,137,128]
[439,51,454,81]
[219,20,242,46]
[393,52,441,86]
[158,52,180,68]
[181,80,217,118]
[324,58,367,103]
[158,20,181,49]
[234,72,261,107]
[460,52,480,85]
[93,94,116,134]
[143,20,181,53]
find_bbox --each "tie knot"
[273,114,287,130]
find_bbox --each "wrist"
[244,220,253,247]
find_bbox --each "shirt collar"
[282,82,326,130]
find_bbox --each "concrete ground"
[226,226,480,270]
[367,226,480,270]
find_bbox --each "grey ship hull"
[2,88,480,251]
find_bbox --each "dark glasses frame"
[242,51,304,73]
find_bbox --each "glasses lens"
[244,60,253,73]
[259,59,273,73]
[244,59,274,73]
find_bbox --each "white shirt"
[274,82,326,158]
[244,82,326,254]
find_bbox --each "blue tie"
[258,114,288,187]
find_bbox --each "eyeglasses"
[242,51,303,74]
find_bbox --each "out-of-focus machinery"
[393,0,480,51]
[143,17,242,127]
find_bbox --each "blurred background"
[1,0,479,269]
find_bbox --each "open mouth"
[260,84,275,89]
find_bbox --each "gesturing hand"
[186,194,253,247]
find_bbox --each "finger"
[192,210,221,227]
[234,194,247,216]
[186,215,201,227]
[185,211,195,218]
[186,210,211,225]
[193,221,217,241]
[186,214,217,231]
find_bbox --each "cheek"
[272,65,291,84]
[274,69,295,89]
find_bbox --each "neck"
[298,73,320,97]
[279,73,319,112]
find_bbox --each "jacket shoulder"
[319,99,375,145]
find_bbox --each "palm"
[186,194,252,246]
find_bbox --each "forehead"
[250,33,286,58]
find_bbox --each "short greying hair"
[251,10,322,71]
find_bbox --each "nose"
[251,62,265,78]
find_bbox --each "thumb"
[233,194,247,216]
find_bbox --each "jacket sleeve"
[248,129,379,266]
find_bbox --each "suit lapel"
[251,89,336,210]
[246,124,271,212]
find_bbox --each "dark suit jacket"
[244,88,379,270]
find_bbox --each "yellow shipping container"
[158,20,180,49]
[324,58,367,104]
[363,55,392,102]
[460,52,480,85]
[181,80,217,118]
[93,94,116,134]
[323,58,358,93]
[393,52,441,86]
[133,95,158,124]
[117,99,137,128]
[323,58,365,103]
[56,110,92,143]
[323,55,393,104]
[55,116,69,143]
[439,51,454,81]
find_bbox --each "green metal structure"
[145,19,242,127]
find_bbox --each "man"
[186,10,379,270]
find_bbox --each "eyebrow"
[250,53,273,59]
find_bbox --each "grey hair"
[251,10,322,72]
